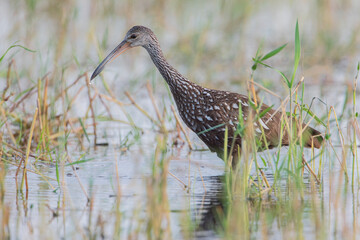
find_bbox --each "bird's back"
[172,83,323,158]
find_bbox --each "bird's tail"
[302,125,324,149]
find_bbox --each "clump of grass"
[201,20,360,239]
[144,134,172,239]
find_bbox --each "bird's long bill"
[90,40,132,80]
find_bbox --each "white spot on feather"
[259,119,269,130]
[205,115,213,121]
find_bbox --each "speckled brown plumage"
[91,25,324,164]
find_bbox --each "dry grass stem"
[125,91,160,127]
[171,105,193,150]
[85,74,97,146]
[167,170,188,190]
[20,108,38,191]
[146,82,167,132]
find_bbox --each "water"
[3,126,357,239]
[3,126,227,238]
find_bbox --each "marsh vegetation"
[1,0,360,239]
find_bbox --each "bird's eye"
[130,34,137,39]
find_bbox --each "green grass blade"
[56,155,60,185]
[290,20,301,87]
[14,86,36,101]
[0,44,36,64]
[260,156,267,167]
[251,45,263,71]
[261,43,287,61]
[224,126,228,164]
[258,105,274,119]
[197,123,226,135]
[78,117,90,142]
[66,157,95,166]
[301,105,326,127]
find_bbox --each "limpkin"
[91,26,323,166]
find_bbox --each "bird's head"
[91,25,156,80]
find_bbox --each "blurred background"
[1,0,359,103]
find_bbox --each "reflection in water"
[193,172,329,239]
[194,175,224,238]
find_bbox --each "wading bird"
[91,26,323,167]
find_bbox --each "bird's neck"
[144,43,196,92]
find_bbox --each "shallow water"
[3,130,225,239]
[3,123,359,239]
